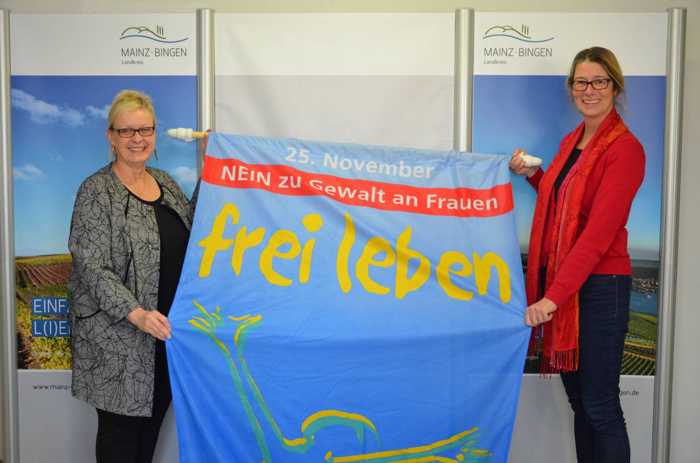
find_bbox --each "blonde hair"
[567,47,625,103]
[107,90,156,129]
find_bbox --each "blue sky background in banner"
[11,75,197,256]
[472,75,665,261]
[168,134,530,462]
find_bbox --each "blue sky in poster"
[11,75,197,256]
[472,75,664,261]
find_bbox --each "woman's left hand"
[525,297,558,326]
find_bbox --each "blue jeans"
[560,274,631,463]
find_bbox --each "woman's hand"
[509,148,539,178]
[127,307,172,341]
[524,297,557,327]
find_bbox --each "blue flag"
[167,133,529,463]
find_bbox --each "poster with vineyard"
[12,75,197,369]
[15,255,73,369]
[472,73,663,376]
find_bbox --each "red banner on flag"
[202,155,513,218]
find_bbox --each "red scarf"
[526,109,629,373]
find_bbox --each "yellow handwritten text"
[197,203,511,303]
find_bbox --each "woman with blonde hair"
[68,90,192,462]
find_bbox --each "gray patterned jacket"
[68,164,192,416]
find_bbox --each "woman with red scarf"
[509,47,645,463]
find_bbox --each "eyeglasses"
[110,126,156,138]
[571,78,611,92]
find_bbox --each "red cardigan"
[527,129,645,307]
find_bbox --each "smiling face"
[107,108,156,167]
[571,60,617,125]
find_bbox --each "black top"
[129,186,190,316]
[554,147,582,202]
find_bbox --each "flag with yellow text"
[167,133,529,463]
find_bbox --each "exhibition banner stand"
[470,12,667,463]
[214,13,455,150]
[7,13,197,463]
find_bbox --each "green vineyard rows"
[621,352,655,376]
[622,311,657,376]
[627,312,657,341]
[15,254,72,370]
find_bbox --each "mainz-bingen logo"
[120,24,189,64]
[483,24,553,43]
[119,25,188,44]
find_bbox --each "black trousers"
[95,340,172,463]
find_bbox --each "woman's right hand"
[509,148,539,178]
[127,307,172,341]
